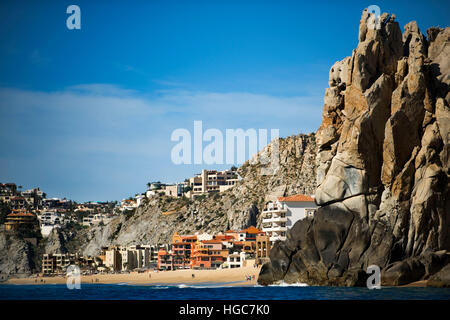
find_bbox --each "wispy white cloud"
[0,84,322,201]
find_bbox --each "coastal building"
[82,213,114,227]
[135,194,146,207]
[224,229,239,241]
[103,244,166,272]
[42,253,76,274]
[4,210,37,231]
[128,245,151,269]
[186,169,238,197]
[191,240,228,269]
[105,247,122,271]
[157,249,174,270]
[225,251,247,269]
[38,211,63,237]
[172,232,197,269]
[255,234,271,265]
[232,241,255,255]
[0,182,17,196]
[119,247,135,270]
[237,226,264,242]
[256,234,270,258]
[9,196,27,210]
[21,188,45,209]
[261,194,317,244]
[144,244,169,268]
[120,199,138,212]
[160,183,186,198]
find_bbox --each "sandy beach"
[5,265,261,286]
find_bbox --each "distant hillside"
[62,133,318,256]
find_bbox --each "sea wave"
[262,281,308,287]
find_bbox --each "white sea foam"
[266,281,308,287]
[172,281,250,289]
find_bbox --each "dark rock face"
[259,10,450,287]
[0,230,38,277]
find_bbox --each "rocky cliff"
[68,134,317,256]
[259,10,450,287]
[0,229,39,278]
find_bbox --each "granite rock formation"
[259,10,450,286]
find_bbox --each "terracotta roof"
[278,194,315,202]
[225,229,236,233]
[238,225,262,234]
[180,235,197,239]
[7,211,35,217]
[201,240,223,244]
[213,235,234,241]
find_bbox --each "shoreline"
[3,267,437,288]
[3,266,261,287]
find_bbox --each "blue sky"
[0,0,449,202]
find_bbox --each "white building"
[120,199,138,212]
[104,245,152,272]
[261,194,317,244]
[225,251,246,268]
[196,232,213,241]
[82,213,114,227]
[187,169,238,197]
[135,194,145,207]
[38,211,64,237]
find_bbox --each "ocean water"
[0,283,449,300]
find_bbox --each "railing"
[271,226,287,232]
[271,217,287,223]
[269,235,287,242]
[262,206,287,213]
[262,216,287,224]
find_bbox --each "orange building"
[232,241,255,254]
[4,210,37,231]
[237,226,264,241]
[172,232,197,269]
[224,229,239,240]
[212,234,235,241]
[157,249,174,270]
[190,240,229,269]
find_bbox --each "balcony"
[271,226,287,232]
[270,216,287,223]
[262,206,287,214]
[262,216,287,224]
[262,218,272,224]
[269,235,287,242]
